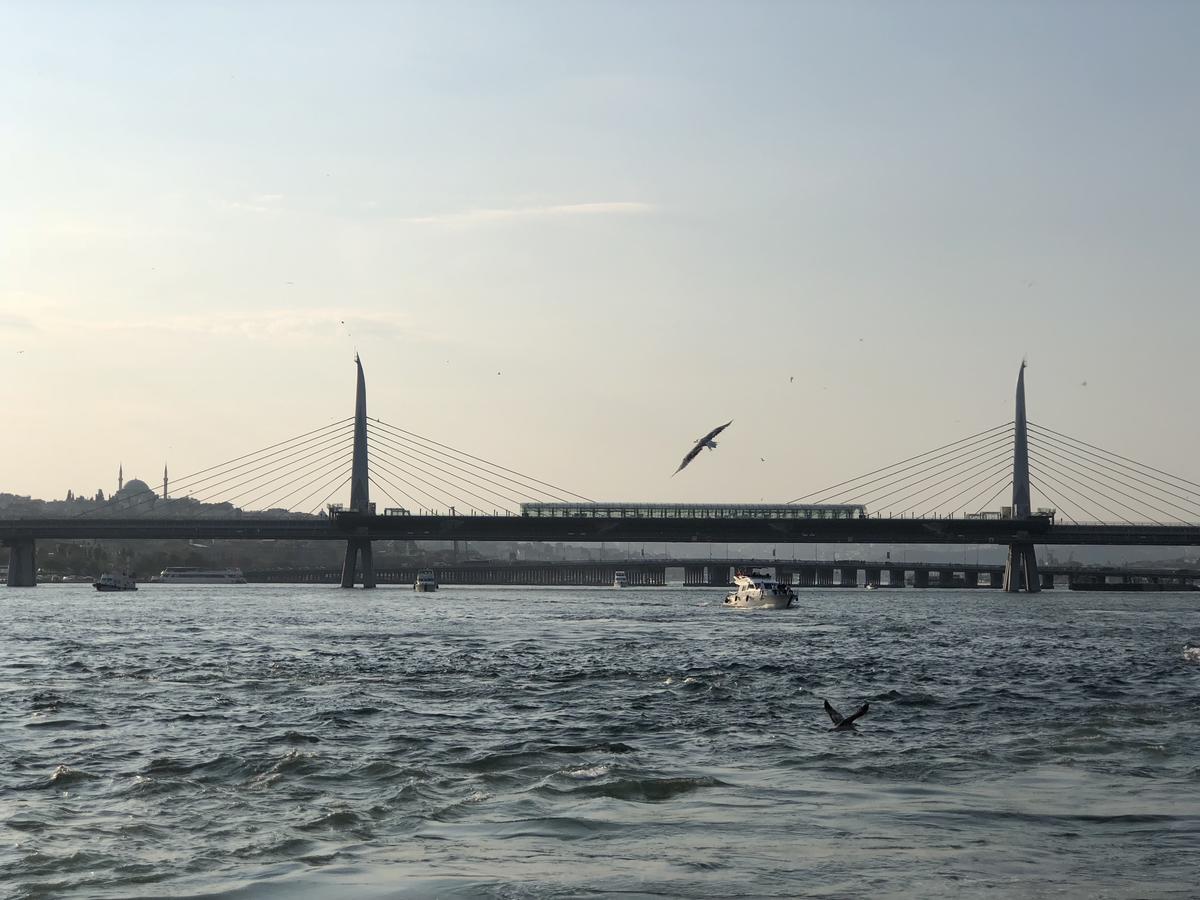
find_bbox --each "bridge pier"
[964,570,979,589]
[1003,543,1040,593]
[887,567,906,587]
[341,539,376,589]
[1040,571,1055,590]
[912,569,929,589]
[838,566,858,587]
[5,539,37,587]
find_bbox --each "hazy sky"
[3,1,1198,511]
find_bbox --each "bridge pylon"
[1003,362,1040,593]
[340,355,376,589]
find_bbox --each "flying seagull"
[824,699,869,731]
[672,420,732,476]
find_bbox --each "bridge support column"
[816,566,834,586]
[838,567,857,587]
[887,567,906,587]
[797,566,816,587]
[987,569,1005,588]
[6,539,37,587]
[937,569,956,588]
[1003,543,1040,593]
[912,570,929,589]
[341,539,376,589]
[1040,571,1055,590]
[964,570,979,589]
[864,567,881,587]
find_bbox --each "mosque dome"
[116,478,155,499]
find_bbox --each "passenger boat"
[723,572,795,609]
[414,569,438,592]
[154,567,247,584]
[94,571,137,592]
[612,570,628,588]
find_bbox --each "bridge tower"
[1002,362,1040,593]
[340,355,376,588]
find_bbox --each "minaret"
[118,463,124,492]
[163,463,169,500]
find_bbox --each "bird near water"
[672,420,732,476]
[824,699,869,731]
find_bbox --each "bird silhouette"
[824,699,869,731]
[673,421,732,476]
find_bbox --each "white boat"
[613,570,629,588]
[723,573,795,609]
[154,567,246,584]
[414,569,438,592]
[94,571,137,592]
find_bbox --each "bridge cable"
[913,456,1014,518]
[193,437,353,510]
[368,424,553,504]
[1028,474,1079,525]
[367,475,420,514]
[1029,421,1200,496]
[1028,446,1167,525]
[971,475,1014,516]
[1025,465,1107,523]
[1027,435,1191,524]
[1027,452,1139,524]
[848,439,1012,511]
[839,431,1014,510]
[1028,427,1200,520]
[182,426,354,508]
[367,452,469,513]
[788,422,1013,505]
[368,442,509,513]
[299,474,352,516]
[895,454,1012,517]
[74,418,354,517]
[249,450,355,512]
[367,429,532,508]
[371,418,593,503]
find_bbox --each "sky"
[3,0,1199,513]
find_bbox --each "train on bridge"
[518,502,868,520]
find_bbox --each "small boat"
[865,582,879,590]
[723,572,795,609]
[94,571,137,592]
[612,570,628,588]
[414,569,438,592]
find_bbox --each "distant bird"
[672,420,732,476]
[760,457,765,462]
[824,699,869,731]
[497,371,502,376]
[789,376,794,383]
[1081,380,1088,387]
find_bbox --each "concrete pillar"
[815,566,834,586]
[937,570,956,588]
[838,567,857,587]
[864,567,882,587]
[912,569,929,589]
[340,539,376,589]
[1003,542,1041,593]
[797,566,816,587]
[887,568,906,588]
[1040,572,1055,590]
[987,569,1005,588]
[964,570,979,588]
[6,539,37,586]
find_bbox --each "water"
[2,585,1198,899]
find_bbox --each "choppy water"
[2,584,1198,899]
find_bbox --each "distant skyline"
[4,1,1199,509]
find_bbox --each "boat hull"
[723,593,793,609]
[94,584,137,592]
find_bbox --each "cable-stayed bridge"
[6,359,1200,590]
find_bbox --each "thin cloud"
[404,201,655,226]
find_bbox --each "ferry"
[154,567,247,584]
[612,570,628,588]
[94,571,137,592]
[414,569,438,592]
[723,572,796,609]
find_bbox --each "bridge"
[6,360,1200,590]
[244,558,1200,591]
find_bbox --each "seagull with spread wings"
[672,420,733,476]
